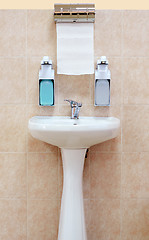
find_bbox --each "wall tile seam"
[2,197,149,200]
[26,198,90,201]
[90,151,122,153]
[121,56,149,58]
[0,103,28,106]
[0,56,149,59]
[0,103,123,106]
[121,10,124,58]
[0,151,57,154]
[0,56,27,59]
[121,151,149,154]
[25,11,28,240]
[27,151,58,154]
[120,148,123,240]
[123,104,149,106]
[89,198,121,200]
[27,153,29,240]
[0,152,27,154]
[27,198,60,202]
[123,103,149,106]
[90,151,149,154]
[26,198,61,200]
[3,151,149,154]
[0,197,27,200]
[90,152,122,154]
[1,101,149,107]
[4,103,149,106]
[89,197,149,200]
[57,103,121,106]
[18,55,149,59]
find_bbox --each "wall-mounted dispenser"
[95,56,111,106]
[39,56,54,106]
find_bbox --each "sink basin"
[28,116,120,148]
[28,115,120,240]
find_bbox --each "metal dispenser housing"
[95,56,111,106]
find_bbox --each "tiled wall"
[0,9,149,240]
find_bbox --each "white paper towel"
[56,23,94,75]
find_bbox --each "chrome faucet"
[64,99,82,119]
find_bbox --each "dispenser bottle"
[95,56,111,106]
[39,56,54,106]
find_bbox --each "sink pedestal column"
[58,148,87,240]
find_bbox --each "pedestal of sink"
[58,148,87,240]
[28,116,120,240]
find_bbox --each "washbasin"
[28,116,120,148]
[28,115,120,240]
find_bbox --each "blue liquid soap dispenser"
[95,56,111,106]
[39,56,54,106]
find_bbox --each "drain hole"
[73,123,77,125]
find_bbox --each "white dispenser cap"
[39,56,54,79]
[95,56,111,80]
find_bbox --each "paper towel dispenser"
[54,3,95,23]
[95,56,111,106]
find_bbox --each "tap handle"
[64,99,74,104]
[64,99,82,107]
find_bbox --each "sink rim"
[28,116,120,131]
[28,115,120,148]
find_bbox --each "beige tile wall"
[0,9,149,240]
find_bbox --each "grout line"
[26,10,28,240]
[0,152,27,154]
[0,197,64,200]
[0,151,58,154]
[0,198,27,200]
[120,153,123,240]
[1,56,149,59]
[88,197,149,200]
[0,56,27,59]
[1,151,149,154]
[121,11,124,238]
[1,196,149,200]
[26,153,28,240]
[0,197,148,201]
[121,10,124,154]
[25,11,28,126]
[1,103,149,106]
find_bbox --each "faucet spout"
[74,105,80,119]
[64,99,82,119]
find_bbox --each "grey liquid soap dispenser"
[95,56,111,106]
[39,56,54,106]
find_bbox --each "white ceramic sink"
[28,116,120,148]
[28,116,120,240]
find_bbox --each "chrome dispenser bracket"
[54,3,95,23]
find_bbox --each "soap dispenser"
[95,56,111,106]
[39,56,54,106]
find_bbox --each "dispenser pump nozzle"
[41,56,52,65]
[97,56,108,66]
